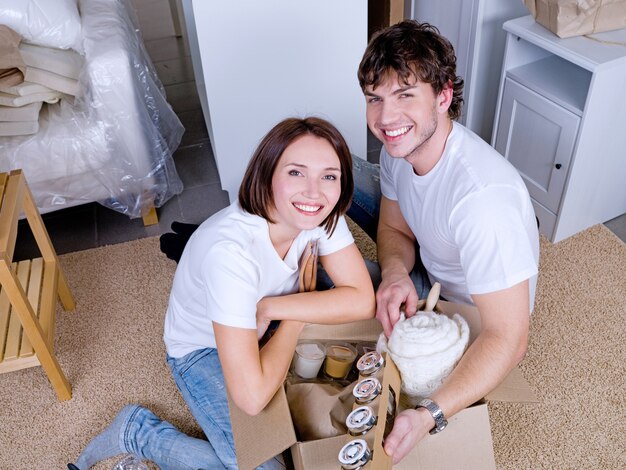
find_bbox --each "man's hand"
[375,270,419,337]
[383,408,434,463]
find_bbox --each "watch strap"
[416,398,448,434]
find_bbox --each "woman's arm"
[257,243,375,325]
[214,320,304,416]
[216,243,373,416]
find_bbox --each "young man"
[354,20,539,463]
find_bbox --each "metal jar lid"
[353,377,382,404]
[356,351,384,376]
[346,405,377,435]
[338,438,372,469]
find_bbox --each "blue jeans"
[348,158,382,243]
[117,348,284,470]
[339,157,431,300]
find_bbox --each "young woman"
[69,117,375,470]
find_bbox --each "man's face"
[364,72,441,161]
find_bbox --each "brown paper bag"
[523,0,626,38]
[285,381,356,441]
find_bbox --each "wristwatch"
[416,398,448,434]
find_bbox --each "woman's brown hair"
[238,117,353,235]
[358,20,464,120]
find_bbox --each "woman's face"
[270,134,342,236]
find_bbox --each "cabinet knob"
[555,163,562,170]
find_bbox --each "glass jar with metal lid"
[356,351,385,376]
[338,438,372,469]
[352,376,382,404]
[346,405,377,436]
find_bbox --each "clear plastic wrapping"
[0,0,184,218]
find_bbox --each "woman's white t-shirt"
[164,202,354,358]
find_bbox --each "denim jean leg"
[317,259,381,292]
[315,263,334,291]
[121,404,225,470]
[365,259,382,290]
[168,348,285,470]
[168,348,238,469]
[348,158,381,242]
[410,244,431,301]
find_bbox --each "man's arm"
[383,280,530,463]
[376,196,420,336]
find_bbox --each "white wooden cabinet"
[493,16,626,243]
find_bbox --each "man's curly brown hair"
[358,20,464,120]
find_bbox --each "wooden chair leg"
[55,265,75,311]
[0,170,75,401]
[0,261,72,401]
[21,173,76,311]
[142,205,159,226]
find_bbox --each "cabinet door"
[495,77,579,214]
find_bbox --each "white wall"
[183,0,367,201]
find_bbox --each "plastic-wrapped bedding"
[0,0,184,218]
[0,0,84,53]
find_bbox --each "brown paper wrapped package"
[523,0,626,38]
[0,26,26,88]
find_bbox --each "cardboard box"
[228,299,537,469]
[523,0,626,38]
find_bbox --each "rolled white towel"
[378,311,469,403]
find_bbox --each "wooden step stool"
[0,170,75,401]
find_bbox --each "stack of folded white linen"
[0,25,84,137]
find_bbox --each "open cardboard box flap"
[434,300,538,403]
[229,300,537,469]
[228,386,296,469]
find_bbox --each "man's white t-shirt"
[380,121,539,307]
[164,202,354,358]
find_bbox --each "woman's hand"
[256,299,272,340]
[256,317,271,340]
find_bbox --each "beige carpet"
[0,223,624,469]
